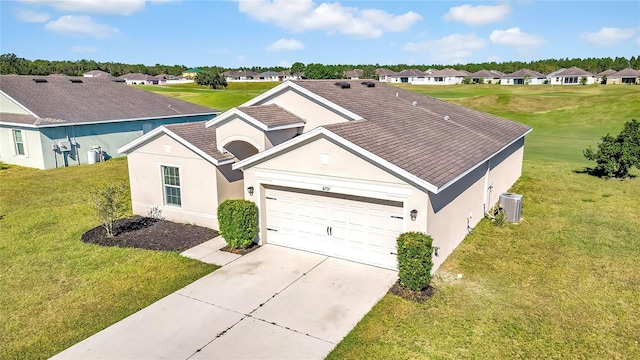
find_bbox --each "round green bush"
[217,199,258,249]
[397,232,434,291]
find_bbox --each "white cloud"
[236,0,421,39]
[267,38,304,51]
[18,0,175,16]
[71,46,97,53]
[490,27,544,49]
[44,15,119,39]
[581,27,638,46]
[15,8,50,23]
[404,33,487,64]
[278,60,291,67]
[443,4,510,26]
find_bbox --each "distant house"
[223,70,258,82]
[425,68,469,85]
[376,68,397,82]
[547,67,594,85]
[119,73,152,85]
[83,70,112,78]
[182,68,204,80]
[0,75,219,169]
[595,69,617,84]
[501,69,546,85]
[608,68,640,84]
[256,71,281,81]
[388,69,428,84]
[345,69,364,79]
[279,70,304,81]
[470,70,504,84]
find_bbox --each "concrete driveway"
[51,245,397,359]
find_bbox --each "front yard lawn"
[0,159,217,360]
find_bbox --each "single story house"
[256,71,281,81]
[345,69,364,79]
[119,80,531,271]
[501,69,546,85]
[83,70,113,79]
[608,68,640,84]
[424,68,469,85]
[470,70,504,84]
[595,69,617,84]
[0,75,219,169]
[388,69,429,84]
[376,68,397,82]
[223,70,258,82]
[547,67,595,85]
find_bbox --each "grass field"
[0,159,217,359]
[136,82,279,112]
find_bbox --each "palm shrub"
[217,199,258,249]
[584,119,640,178]
[397,232,434,291]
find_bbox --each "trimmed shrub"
[217,199,258,249]
[397,232,434,291]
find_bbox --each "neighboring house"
[425,68,469,85]
[595,69,617,84]
[182,68,204,80]
[388,69,429,84]
[470,70,503,84]
[501,69,546,85]
[345,69,364,79]
[256,71,280,81]
[547,67,594,85]
[609,68,640,84]
[119,73,152,85]
[83,70,112,78]
[0,75,219,169]
[119,80,531,272]
[223,70,259,82]
[278,70,304,81]
[376,68,397,82]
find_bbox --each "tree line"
[1,53,638,78]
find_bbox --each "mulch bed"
[220,242,260,255]
[81,216,218,252]
[388,280,436,303]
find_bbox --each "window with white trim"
[13,130,25,156]
[162,166,181,206]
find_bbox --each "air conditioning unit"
[499,193,523,223]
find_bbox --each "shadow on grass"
[573,167,637,179]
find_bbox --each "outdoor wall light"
[247,186,254,196]
[410,209,418,221]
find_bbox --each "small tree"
[601,74,607,85]
[523,74,531,85]
[584,119,640,178]
[580,76,588,85]
[397,232,434,291]
[461,76,472,84]
[90,181,128,238]
[195,70,227,89]
[217,199,258,249]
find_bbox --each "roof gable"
[206,104,305,131]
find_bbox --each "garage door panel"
[265,187,403,270]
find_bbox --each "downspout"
[51,127,58,169]
[71,123,80,165]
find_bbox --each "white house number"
[322,186,331,191]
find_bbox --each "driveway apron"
[51,245,397,360]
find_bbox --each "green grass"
[136,82,279,112]
[329,85,640,359]
[0,158,217,360]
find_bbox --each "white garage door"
[265,186,404,270]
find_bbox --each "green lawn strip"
[0,159,217,360]
[328,161,640,359]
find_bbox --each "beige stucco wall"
[241,135,429,248]
[427,138,525,270]
[215,116,266,153]
[0,127,45,169]
[0,92,29,114]
[260,90,349,132]
[127,133,242,229]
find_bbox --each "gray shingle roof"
[502,69,546,78]
[431,68,469,77]
[0,75,218,126]
[472,70,503,78]
[610,68,640,77]
[596,69,617,77]
[164,121,234,162]
[239,104,305,128]
[393,69,428,77]
[292,80,531,188]
[553,66,593,76]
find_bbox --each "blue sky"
[1,1,639,68]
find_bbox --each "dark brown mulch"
[388,280,436,303]
[220,242,260,255]
[81,216,218,252]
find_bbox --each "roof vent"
[334,81,351,89]
[444,115,450,121]
[69,79,83,83]
[396,92,399,98]
[361,81,375,87]
[412,101,417,106]
[32,78,48,83]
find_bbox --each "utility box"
[58,141,72,152]
[499,193,523,223]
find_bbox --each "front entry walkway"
[51,245,397,359]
